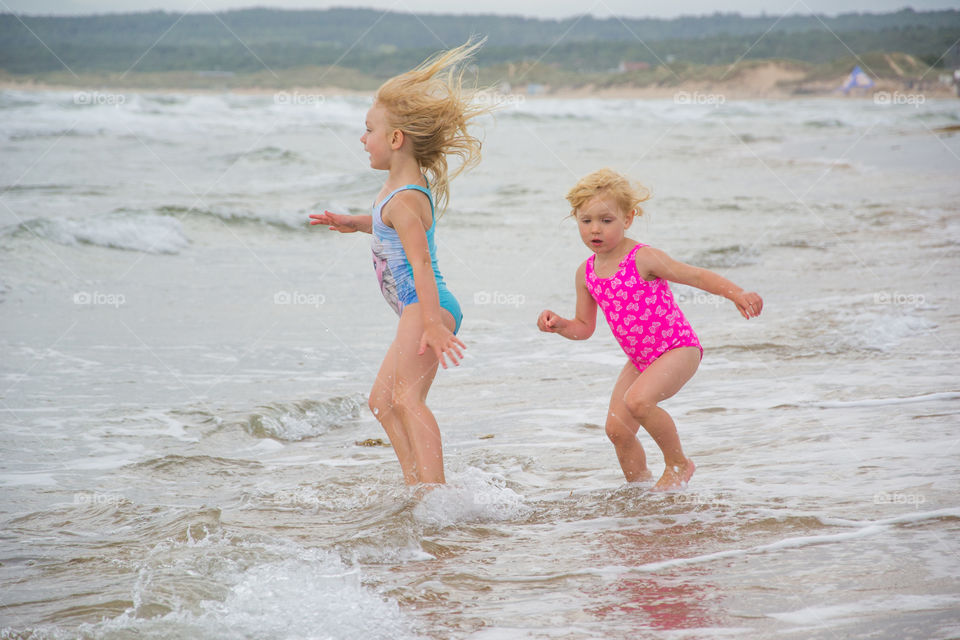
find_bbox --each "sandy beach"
[2,60,955,100]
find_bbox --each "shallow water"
[1,90,959,639]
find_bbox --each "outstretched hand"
[418,323,466,369]
[309,210,357,233]
[733,291,764,319]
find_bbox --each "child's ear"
[390,129,404,149]
[623,209,636,228]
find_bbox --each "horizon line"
[3,5,955,21]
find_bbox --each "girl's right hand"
[537,310,567,333]
[309,210,356,233]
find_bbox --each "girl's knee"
[624,395,657,421]
[390,387,421,417]
[370,383,422,419]
[605,416,635,446]
[368,388,390,418]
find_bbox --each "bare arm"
[308,210,372,234]
[537,261,598,340]
[638,247,763,319]
[388,191,465,368]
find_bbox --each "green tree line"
[1,7,957,77]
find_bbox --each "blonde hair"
[566,168,651,219]
[375,39,490,214]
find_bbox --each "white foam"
[768,594,960,626]
[15,213,189,254]
[264,411,325,440]
[79,535,420,640]
[850,313,937,351]
[247,396,364,441]
[625,508,960,573]
[816,391,960,408]
[413,466,531,528]
[0,472,59,487]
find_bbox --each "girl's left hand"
[418,323,466,369]
[733,291,764,319]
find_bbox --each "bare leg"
[369,340,418,484]
[622,347,700,491]
[605,361,653,482]
[386,303,457,485]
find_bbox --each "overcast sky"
[5,0,958,19]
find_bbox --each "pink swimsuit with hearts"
[585,244,702,372]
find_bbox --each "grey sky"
[5,0,959,18]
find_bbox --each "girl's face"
[576,195,632,254]
[361,103,396,170]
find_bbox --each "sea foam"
[79,534,421,640]
[413,466,531,528]
[9,213,189,254]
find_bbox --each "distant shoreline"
[2,80,953,101]
[1,60,955,100]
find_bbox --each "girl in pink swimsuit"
[537,168,763,491]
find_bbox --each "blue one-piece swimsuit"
[371,182,463,334]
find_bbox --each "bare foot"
[652,458,695,491]
[412,482,444,499]
[630,469,654,482]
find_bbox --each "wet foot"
[412,482,444,499]
[652,458,695,491]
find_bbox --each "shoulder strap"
[379,184,435,216]
[400,185,435,217]
[585,254,596,279]
[622,244,643,273]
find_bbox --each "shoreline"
[1,79,954,101]
[2,58,955,103]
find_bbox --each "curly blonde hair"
[566,168,651,219]
[375,39,491,215]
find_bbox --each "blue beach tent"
[841,66,875,93]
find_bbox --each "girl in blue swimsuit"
[310,41,489,485]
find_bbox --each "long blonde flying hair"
[374,39,491,214]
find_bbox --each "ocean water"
[1,88,959,639]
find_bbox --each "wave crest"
[245,395,365,441]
